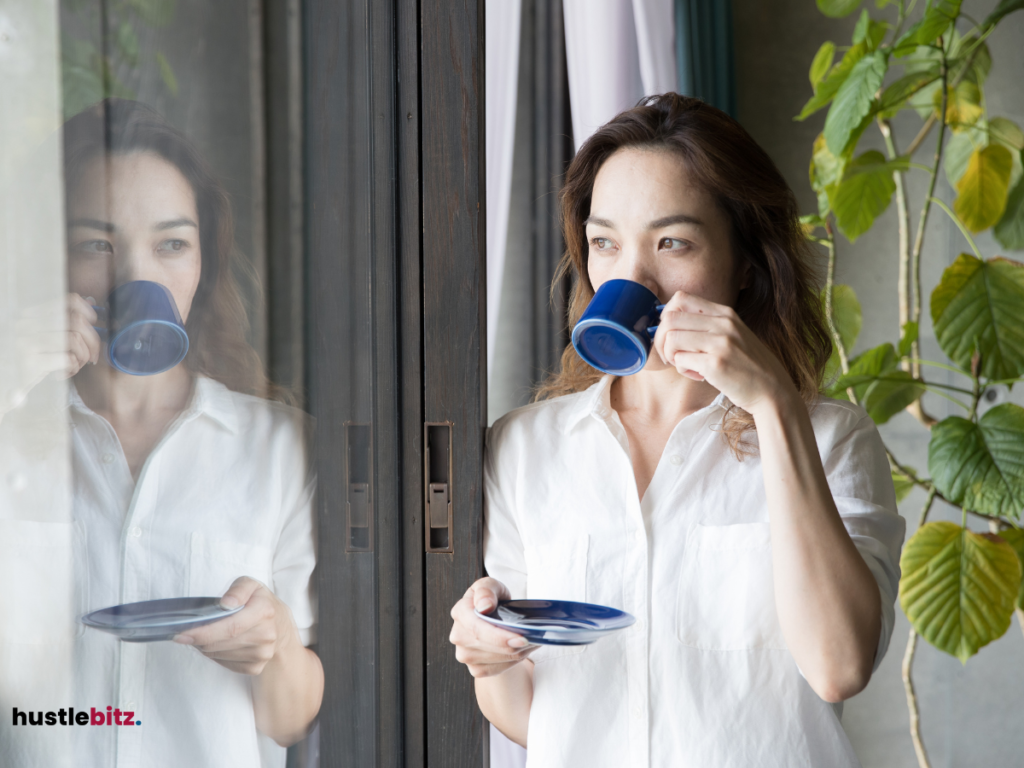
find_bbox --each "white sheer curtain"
[563,0,677,150]
[485,0,523,379]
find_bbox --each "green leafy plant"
[801,2,1024,765]
[61,0,179,118]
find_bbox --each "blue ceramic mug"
[571,279,665,375]
[93,281,189,376]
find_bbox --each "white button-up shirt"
[64,377,317,768]
[484,376,905,768]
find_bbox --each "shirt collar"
[67,375,239,435]
[557,374,729,435]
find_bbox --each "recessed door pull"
[424,422,454,553]
[346,423,373,552]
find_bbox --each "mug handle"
[644,304,666,339]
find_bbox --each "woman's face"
[585,147,747,309]
[67,151,202,322]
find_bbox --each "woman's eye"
[72,240,114,256]
[590,237,614,251]
[659,237,688,250]
[158,239,190,253]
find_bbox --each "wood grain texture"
[420,0,488,765]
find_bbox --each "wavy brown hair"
[62,99,275,398]
[537,93,832,455]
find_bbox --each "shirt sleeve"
[818,405,907,673]
[483,420,528,599]
[270,412,318,648]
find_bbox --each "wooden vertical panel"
[531,0,573,382]
[366,0,404,764]
[264,0,306,400]
[304,0,378,765]
[397,0,426,763]
[420,0,488,766]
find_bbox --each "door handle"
[345,422,373,552]
[424,422,453,553]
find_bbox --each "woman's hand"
[652,290,798,416]
[174,576,299,676]
[450,577,536,678]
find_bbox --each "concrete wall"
[733,1,1024,765]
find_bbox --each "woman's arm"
[656,290,882,702]
[752,398,881,702]
[450,577,537,746]
[475,660,534,747]
[174,577,324,746]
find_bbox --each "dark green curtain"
[675,0,736,117]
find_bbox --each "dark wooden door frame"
[305,0,487,765]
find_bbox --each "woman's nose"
[615,254,660,298]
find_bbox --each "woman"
[450,94,905,767]
[55,99,320,767]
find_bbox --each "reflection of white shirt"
[68,377,316,768]
[484,375,905,768]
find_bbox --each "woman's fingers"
[661,289,734,318]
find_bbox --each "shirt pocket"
[188,532,274,598]
[524,534,589,661]
[676,522,787,651]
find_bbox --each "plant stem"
[904,489,937,768]
[823,220,858,404]
[905,47,950,429]
[927,196,983,258]
[879,119,913,367]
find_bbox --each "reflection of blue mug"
[571,279,665,376]
[93,281,189,375]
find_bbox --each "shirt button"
[669,454,683,465]
[131,527,142,538]
[632,704,643,717]
[635,619,645,633]
[101,452,115,464]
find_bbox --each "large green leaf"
[929,404,1024,519]
[796,42,869,121]
[983,0,1024,28]
[900,521,1021,662]
[830,342,923,423]
[878,70,941,117]
[817,0,862,17]
[939,82,984,133]
[893,0,962,57]
[852,9,888,49]
[994,172,1024,251]
[931,254,1024,379]
[810,42,836,89]
[998,528,1024,609]
[990,119,1024,190]
[944,125,986,187]
[821,284,862,384]
[830,150,896,240]
[892,467,917,503]
[824,51,887,155]
[954,144,1013,232]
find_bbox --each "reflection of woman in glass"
[450,94,905,766]
[60,99,320,767]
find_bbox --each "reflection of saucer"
[81,597,243,643]
[475,599,636,646]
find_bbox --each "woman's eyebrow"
[584,215,614,228]
[155,218,199,231]
[68,218,114,232]
[647,213,702,229]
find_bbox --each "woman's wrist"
[747,381,804,424]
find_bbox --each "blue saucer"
[475,599,636,646]
[81,597,243,643]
